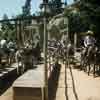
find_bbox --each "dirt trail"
[1,63,100,100]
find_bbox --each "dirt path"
[1,63,100,100]
[0,87,13,100]
[49,63,100,100]
[72,67,100,100]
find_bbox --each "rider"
[83,30,96,56]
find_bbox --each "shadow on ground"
[69,67,79,100]
[65,63,68,100]
[48,63,61,100]
[0,71,18,96]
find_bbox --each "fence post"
[74,32,77,53]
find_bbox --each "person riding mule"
[80,31,97,71]
[80,31,99,76]
[83,30,97,57]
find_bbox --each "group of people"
[0,39,16,65]
[0,39,16,50]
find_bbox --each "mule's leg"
[7,55,9,66]
[68,57,70,68]
[93,64,96,77]
[94,55,97,77]
[21,63,25,74]
[8,55,11,66]
[17,62,20,75]
[80,55,84,70]
[83,63,85,71]
[99,65,100,71]
[81,52,87,71]
[63,54,65,64]
[32,56,34,67]
[83,57,87,72]
[84,62,87,72]
[88,64,91,76]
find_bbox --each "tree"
[22,0,31,17]
[40,0,63,16]
[1,14,15,41]
[1,14,12,31]
[43,0,48,3]
[79,0,100,38]
[49,0,63,15]
[74,0,78,2]
[19,0,32,26]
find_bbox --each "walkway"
[1,63,100,100]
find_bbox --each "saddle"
[86,45,98,58]
[81,45,96,57]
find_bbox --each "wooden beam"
[0,16,43,23]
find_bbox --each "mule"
[81,45,97,77]
[62,42,74,66]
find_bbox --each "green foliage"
[0,14,16,41]
[22,0,31,17]
[1,14,13,31]
[64,0,100,40]
[21,0,32,26]
[40,0,63,16]
[49,0,63,15]
[79,0,100,38]
[64,7,88,34]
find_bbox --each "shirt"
[84,36,96,47]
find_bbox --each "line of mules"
[48,40,74,65]
[80,45,100,77]
[48,40,100,77]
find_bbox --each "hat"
[86,30,94,35]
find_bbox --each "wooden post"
[16,21,20,48]
[21,21,24,46]
[43,16,48,100]
[43,3,48,100]
[74,33,77,53]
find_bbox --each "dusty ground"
[1,63,100,100]
[0,87,13,100]
[49,63,100,100]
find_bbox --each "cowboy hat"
[86,30,94,35]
